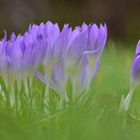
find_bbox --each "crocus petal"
[131,57,140,88]
[120,40,140,112]
[35,70,46,83]
[92,59,100,78]
[50,58,65,94]
[44,21,60,47]
[67,29,88,60]
[135,40,140,57]
[52,25,70,58]
[10,32,16,42]
[73,64,90,94]
[130,41,140,88]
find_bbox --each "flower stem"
[119,88,134,112]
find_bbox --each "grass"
[0,41,140,140]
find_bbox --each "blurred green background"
[0,0,140,44]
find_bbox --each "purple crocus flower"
[42,21,60,82]
[120,41,140,112]
[38,22,107,101]
[66,24,107,94]
[131,41,140,87]
[0,24,47,89]
[40,24,70,99]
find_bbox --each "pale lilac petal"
[50,58,65,93]
[67,29,88,60]
[74,64,90,94]
[52,25,70,58]
[10,32,16,42]
[135,40,140,57]
[35,70,46,83]
[92,59,100,78]
[131,55,140,87]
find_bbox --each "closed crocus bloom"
[6,34,24,84]
[64,27,89,96]
[131,41,140,87]
[120,41,140,112]
[65,23,107,95]
[42,22,61,83]
[84,24,107,78]
[48,25,85,96]
[35,21,60,82]
[45,25,70,99]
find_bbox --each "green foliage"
[1,42,140,140]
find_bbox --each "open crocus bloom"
[120,41,140,112]
[37,22,107,101]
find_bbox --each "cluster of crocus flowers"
[0,24,47,106]
[120,41,140,112]
[0,26,47,90]
[0,21,107,105]
[36,22,107,101]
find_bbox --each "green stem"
[119,88,134,112]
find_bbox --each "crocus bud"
[120,41,140,112]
